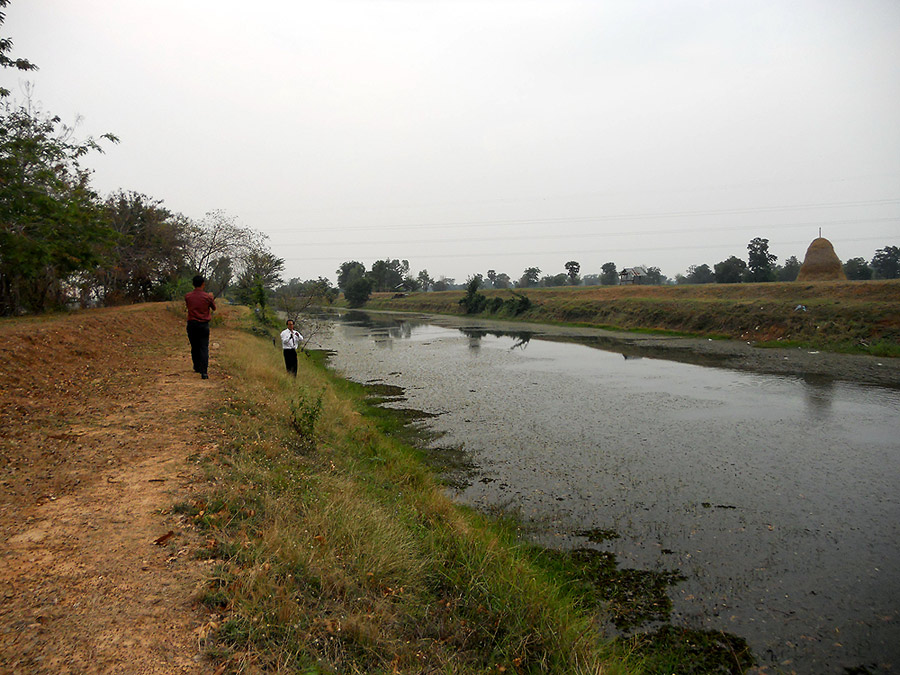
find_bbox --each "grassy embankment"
[185,305,753,674]
[363,280,900,357]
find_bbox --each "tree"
[714,256,747,284]
[432,276,454,291]
[518,267,541,288]
[843,257,873,281]
[234,248,284,309]
[417,269,433,291]
[493,272,511,289]
[540,273,568,287]
[776,255,801,282]
[91,191,186,304]
[685,263,715,284]
[1,1,38,97]
[183,210,260,279]
[644,266,663,285]
[459,275,487,314]
[871,246,900,279]
[600,262,618,286]
[336,261,366,291]
[344,277,372,307]
[747,237,777,282]
[486,269,497,287]
[0,97,118,314]
[368,258,408,292]
[564,261,581,285]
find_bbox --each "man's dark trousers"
[187,320,210,375]
[283,349,298,376]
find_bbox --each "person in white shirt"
[280,319,304,376]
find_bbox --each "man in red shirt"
[184,275,216,379]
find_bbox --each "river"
[309,309,900,674]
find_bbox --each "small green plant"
[290,388,323,451]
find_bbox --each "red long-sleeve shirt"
[184,288,216,322]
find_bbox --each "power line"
[276,217,899,249]
[278,235,894,263]
[264,198,900,233]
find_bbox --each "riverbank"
[363,280,900,358]
[1,303,755,673]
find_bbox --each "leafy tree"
[368,258,408,292]
[685,263,715,284]
[417,269,433,291]
[518,267,541,288]
[871,246,900,279]
[600,262,618,286]
[432,277,454,291]
[644,266,664,285]
[714,256,747,284]
[486,269,497,287]
[234,248,284,309]
[459,275,487,313]
[776,255,801,282]
[400,274,421,292]
[493,272,511,289]
[540,273,568,287]
[0,1,38,97]
[336,261,366,291]
[0,98,118,314]
[843,257,873,281]
[564,260,580,285]
[91,191,186,304]
[747,237,777,282]
[344,276,373,307]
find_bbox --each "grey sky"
[6,0,899,284]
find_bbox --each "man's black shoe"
[201,373,209,379]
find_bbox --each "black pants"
[187,320,210,375]
[283,348,298,376]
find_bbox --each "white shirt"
[280,328,303,350]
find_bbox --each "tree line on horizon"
[329,238,900,308]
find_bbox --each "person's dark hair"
[286,319,294,325]
[192,275,205,288]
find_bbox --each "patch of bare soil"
[0,303,233,674]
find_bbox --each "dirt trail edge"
[1,303,233,674]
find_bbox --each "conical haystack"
[796,237,846,281]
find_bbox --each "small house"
[619,266,648,285]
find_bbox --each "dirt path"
[0,303,232,674]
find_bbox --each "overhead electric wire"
[279,235,893,263]
[263,197,900,234]
[281,217,899,249]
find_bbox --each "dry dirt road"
[1,303,234,674]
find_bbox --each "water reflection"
[798,372,835,419]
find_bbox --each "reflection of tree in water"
[457,327,533,350]
[799,373,835,419]
[510,333,531,350]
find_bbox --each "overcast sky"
[6,1,900,284]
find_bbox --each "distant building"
[619,266,648,285]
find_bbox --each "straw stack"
[797,237,847,281]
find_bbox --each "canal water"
[310,310,900,674]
